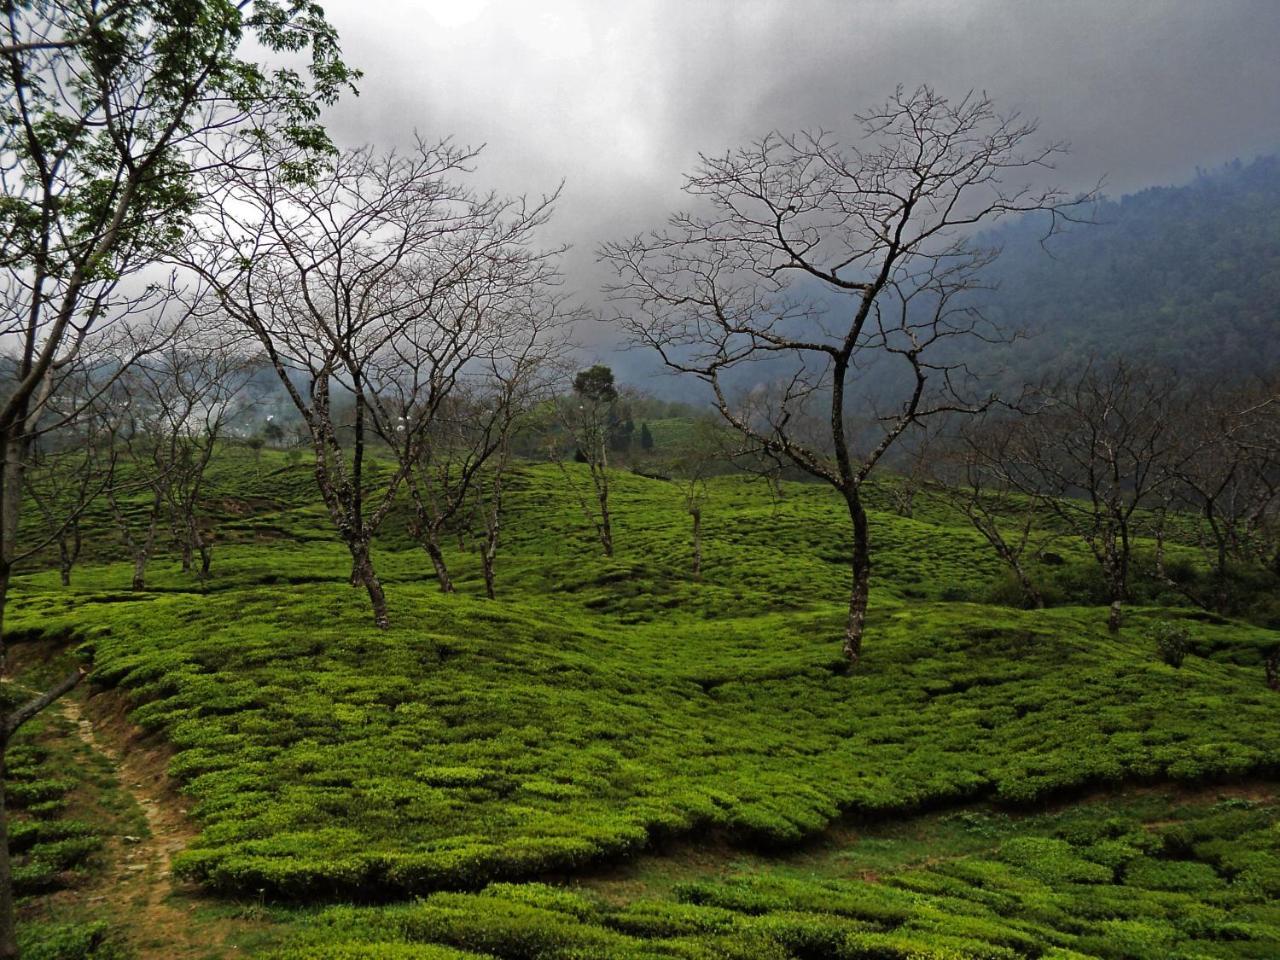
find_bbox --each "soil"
[56,691,274,959]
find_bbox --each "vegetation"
[0,6,1276,957]
[979,154,1280,382]
[5,451,1279,956]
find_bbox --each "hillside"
[608,154,1280,404]
[982,154,1280,380]
[10,452,1280,959]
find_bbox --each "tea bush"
[261,798,1280,959]
[7,458,1279,958]
[1148,620,1193,668]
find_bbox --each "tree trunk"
[591,451,613,557]
[58,536,72,587]
[481,547,496,600]
[425,537,455,594]
[1104,547,1126,633]
[481,473,504,601]
[196,531,212,581]
[131,550,149,591]
[131,497,161,591]
[349,541,389,629]
[1011,559,1044,609]
[842,488,871,665]
[1213,540,1230,615]
[1107,598,1123,633]
[690,507,702,580]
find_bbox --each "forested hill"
[983,153,1280,379]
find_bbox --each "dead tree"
[602,86,1088,663]
[188,140,557,626]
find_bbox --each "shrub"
[1148,620,1192,668]
[17,922,127,960]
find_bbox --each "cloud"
[315,0,1280,348]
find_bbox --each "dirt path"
[57,694,265,959]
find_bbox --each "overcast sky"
[316,0,1280,350]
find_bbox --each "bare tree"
[1159,382,1280,612]
[158,329,254,578]
[368,266,572,595]
[934,416,1050,609]
[602,86,1088,664]
[188,138,560,626]
[23,376,119,587]
[472,335,567,598]
[663,419,726,580]
[882,425,936,520]
[994,362,1181,631]
[104,399,168,592]
[103,328,246,591]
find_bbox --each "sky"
[316,0,1280,353]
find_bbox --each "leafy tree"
[0,2,354,951]
[573,365,618,404]
[640,421,654,452]
[558,365,621,556]
[263,421,285,445]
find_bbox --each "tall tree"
[0,2,353,951]
[602,86,1088,664]
[557,365,619,557]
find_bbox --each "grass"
[7,452,1280,957]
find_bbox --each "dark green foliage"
[1149,620,1193,668]
[982,154,1280,382]
[573,367,618,404]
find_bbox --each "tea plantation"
[9,454,1280,958]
